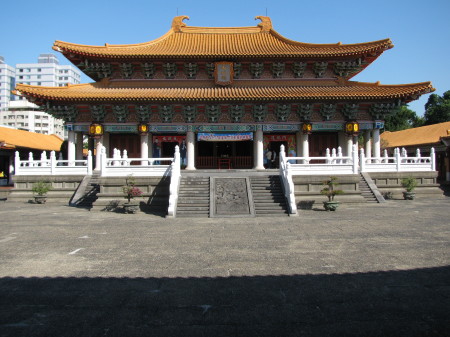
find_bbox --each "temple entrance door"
[268,141,288,169]
[197,141,253,169]
[109,134,140,158]
[309,132,338,156]
[162,141,178,158]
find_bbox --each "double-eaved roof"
[53,16,393,59]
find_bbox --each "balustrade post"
[325,148,331,164]
[337,146,343,164]
[352,144,358,174]
[28,152,34,167]
[14,151,21,175]
[395,148,401,171]
[87,150,93,175]
[360,148,365,172]
[279,144,286,170]
[383,149,388,163]
[123,150,129,166]
[50,151,56,175]
[431,147,436,171]
[40,151,47,167]
[100,146,107,176]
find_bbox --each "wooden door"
[109,134,140,158]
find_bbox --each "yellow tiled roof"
[381,121,450,147]
[0,126,63,151]
[14,80,434,103]
[53,16,393,58]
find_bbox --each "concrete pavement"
[0,198,449,336]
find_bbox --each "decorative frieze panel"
[163,62,177,79]
[184,63,198,79]
[206,63,215,79]
[369,102,401,120]
[313,62,328,78]
[120,63,134,79]
[159,105,174,123]
[230,105,244,123]
[233,63,242,79]
[81,61,112,79]
[292,62,307,78]
[250,63,264,79]
[276,104,291,122]
[206,105,220,123]
[253,104,267,122]
[341,103,359,120]
[112,105,129,123]
[135,105,151,122]
[183,105,197,123]
[90,105,106,122]
[296,104,313,121]
[141,63,155,79]
[320,103,336,121]
[47,104,78,122]
[271,62,285,78]
[334,59,362,77]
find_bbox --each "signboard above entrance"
[198,133,253,142]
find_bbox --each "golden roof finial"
[172,15,189,32]
[255,16,272,32]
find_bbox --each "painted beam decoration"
[197,133,253,141]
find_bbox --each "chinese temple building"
[14,16,433,171]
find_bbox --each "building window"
[37,68,42,72]
[37,82,41,85]
[19,69,23,72]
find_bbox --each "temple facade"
[14,16,433,171]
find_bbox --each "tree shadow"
[0,266,449,336]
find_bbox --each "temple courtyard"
[0,197,449,336]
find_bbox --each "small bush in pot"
[122,176,143,213]
[320,176,343,211]
[401,176,417,200]
[31,180,52,204]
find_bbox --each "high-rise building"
[0,56,16,111]
[0,54,81,138]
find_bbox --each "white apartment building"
[1,100,65,138]
[0,56,16,111]
[0,54,81,138]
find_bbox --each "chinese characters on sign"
[215,62,233,86]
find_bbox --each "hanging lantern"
[88,123,104,138]
[345,121,359,135]
[302,122,312,134]
[138,123,149,135]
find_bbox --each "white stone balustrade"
[167,145,181,217]
[279,145,298,216]
[14,151,92,176]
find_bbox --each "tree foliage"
[424,90,450,125]
[384,105,424,132]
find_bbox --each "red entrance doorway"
[109,134,140,158]
[196,141,253,169]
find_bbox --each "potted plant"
[122,176,143,213]
[320,176,343,211]
[401,176,417,200]
[31,180,52,204]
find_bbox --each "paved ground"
[0,198,449,336]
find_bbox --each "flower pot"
[34,195,47,204]
[403,191,415,200]
[323,201,339,211]
[123,202,139,214]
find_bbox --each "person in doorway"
[153,138,161,165]
[265,148,273,168]
[180,139,187,166]
[271,148,277,169]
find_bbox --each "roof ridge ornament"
[255,16,272,32]
[172,15,190,32]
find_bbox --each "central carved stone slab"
[214,178,250,215]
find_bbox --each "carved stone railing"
[14,151,92,176]
[360,148,435,173]
[167,146,181,217]
[278,145,298,216]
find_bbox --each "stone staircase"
[250,175,289,216]
[71,172,100,208]
[359,174,378,203]
[176,177,210,217]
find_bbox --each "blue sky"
[2,0,449,115]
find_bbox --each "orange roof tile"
[14,80,434,103]
[0,126,63,151]
[53,16,393,59]
[381,121,450,147]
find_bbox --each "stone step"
[177,206,209,211]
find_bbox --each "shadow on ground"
[0,266,449,337]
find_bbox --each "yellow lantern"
[345,121,359,135]
[302,122,312,134]
[138,123,149,135]
[88,123,104,138]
